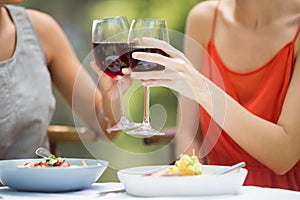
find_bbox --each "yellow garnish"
[167,152,202,176]
[81,160,87,167]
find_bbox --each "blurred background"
[20,0,202,182]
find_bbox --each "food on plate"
[148,153,202,176]
[81,160,87,167]
[22,155,87,168]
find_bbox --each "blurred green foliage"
[87,0,200,31]
[22,0,201,60]
[20,0,202,181]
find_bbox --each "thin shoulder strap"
[210,0,222,39]
[5,5,46,62]
[292,25,300,43]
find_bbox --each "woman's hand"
[90,61,133,131]
[130,37,209,103]
[90,61,132,100]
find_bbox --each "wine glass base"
[106,117,140,133]
[126,124,165,136]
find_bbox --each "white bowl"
[0,158,108,192]
[118,165,248,197]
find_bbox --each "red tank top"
[201,0,300,191]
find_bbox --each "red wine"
[93,42,132,79]
[93,42,169,79]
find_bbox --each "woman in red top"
[131,0,300,191]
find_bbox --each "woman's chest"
[214,19,299,72]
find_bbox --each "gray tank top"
[0,5,55,159]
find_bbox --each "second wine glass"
[127,18,169,136]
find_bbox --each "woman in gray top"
[0,0,122,159]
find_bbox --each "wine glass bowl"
[92,16,132,80]
[92,16,130,43]
[92,42,133,80]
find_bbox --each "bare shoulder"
[188,0,218,17]
[25,9,69,65]
[26,9,61,36]
[185,0,219,47]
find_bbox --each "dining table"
[0,182,299,200]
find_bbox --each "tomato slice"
[38,163,48,167]
[54,161,71,167]
[33,162,48,167]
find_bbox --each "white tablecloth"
[0,182,299,200]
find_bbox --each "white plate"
[0,158,108,192]
[118,165,248,197]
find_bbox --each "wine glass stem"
[117,79,126,119]
[143,86,150,125]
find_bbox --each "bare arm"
[175,1,214,162]
[175,96,200,156]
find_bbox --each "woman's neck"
[233,0,291,28]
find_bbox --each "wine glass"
[127,18,169,136]
[92,16,139,132]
